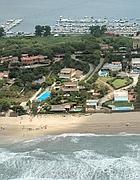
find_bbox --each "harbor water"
[0,134,140,180]
[0,0,140,32]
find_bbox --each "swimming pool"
[37,91,51,101]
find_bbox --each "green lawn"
[108,77,133,89]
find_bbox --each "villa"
[86,99,99,112]
[133,36,140,49]
[114,90,129,102]
[102,62,122,72]
[0,56,18,64]
[59,68,83,80]
[0,71,9,79]
[100,43,113,51]
[21,55,46,65]
[54,54,65,62]
[105,90,134,111]
[50,103,77,112]
[131,58,140,74]
[61,81,79,92]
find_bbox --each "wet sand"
[0,112,140,144]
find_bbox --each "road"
[85,58,105,82]
[71,54,104,82]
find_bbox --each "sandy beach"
[0,112,140,144]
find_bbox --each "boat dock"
[0,18,23,32]
[52,16,140,36]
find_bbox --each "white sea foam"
[1,134,140,180]
[0,147,140,180]
[22,133,140,145]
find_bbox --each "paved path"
[71,54,104,82]
[71,54,94,81]
[29,87,42,102]
[97,78,114,92]
[85,58,105,82]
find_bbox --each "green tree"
[0,27,5,37]
[89,25,107,37]
[35,25,43,36]
[43,26,51,36]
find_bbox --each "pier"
[0,19,23,33]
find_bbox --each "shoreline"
[0,112,140,145]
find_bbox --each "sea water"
[0,0,140,32]
[0,134,140,180]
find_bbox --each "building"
[133,36,140,49]
[114,90,129,102]
[100,43,113,51]
[102,62,122,72]
[131,58,140,74]
[59,68,83,80]
[86,99,99,112]
[61,81,79,92]
[128,89,136,102]
[21,55,46,65]
[59,68,76,79]
[50,105,66,112]
[32,77,45,85]
[0,56,18,64]
[50,103,76,112]
[0,71,9,79]
[55,54,65,59]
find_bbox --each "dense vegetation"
[0,33,134,114]
[135,76,140,109]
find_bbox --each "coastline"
[0,112,140,145]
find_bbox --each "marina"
[52,16,140,36]
[0,18,23,33]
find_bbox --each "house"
[59,68,83,80]
[0,71,9,79]
[50,105,66,112]
[102,62,122,72]
[128,89,136,102]
[59,68,76,79]
[131,58,140,74]
[75,70,83,79]
[32,77,45,85]
[74,51,83,58]
[55,54,65,59]
[100,44,113,51]
[21,55,46,65]
[54,54,65,61]
[133,36,140,49]
[50,103,76,112]
[86,99,99,112]
[61,81,79,92]
[114,90,129,102]
[106,90,134,111]
[0,56,18,64]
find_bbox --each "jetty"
[0,18,23,33]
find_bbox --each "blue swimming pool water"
[37,91,51,101]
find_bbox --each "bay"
[0,0,140,32]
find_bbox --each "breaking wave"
[0,134,140,180]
